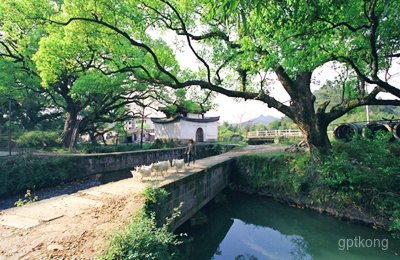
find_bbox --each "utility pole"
[8,97,11,155]
[140,106,145,149]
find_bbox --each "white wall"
[154,121,181,139]
[154,118,218,141]
[180,120,218,141]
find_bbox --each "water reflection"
[213,219,311,260]
[179,191,400,260]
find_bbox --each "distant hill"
[233,115,279,126]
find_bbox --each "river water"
[177,191,400,260]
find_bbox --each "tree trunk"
[89,131,98,145]
[0,116,2,138]
[60,105,80,149]
[287,72,333,156]
[297,119,332,156]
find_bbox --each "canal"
[177,190,400,260]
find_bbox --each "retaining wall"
[159,160,233,230]
[76,144,237,175]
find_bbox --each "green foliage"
[234,153,297,192]
[0,154,85,198]
[218,122,247,143]
[16,131,61,149]
[274,136,304,146]
[151,138,180,149]
[234,137,400,236]
[14,189,38,207]
[266,117,298,131]
[313,138,400,236]
[2,0,400,155]
[142,184,169,220]
[100,210,184,260]
[101,186,186,260]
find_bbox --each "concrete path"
[0,145,287,259]
[0,152,17,157]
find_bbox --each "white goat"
[152,160,170,177]
[171,159,185,173]
[131,165,154,181]
[130,169,141,182]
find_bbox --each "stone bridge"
[0,145,287,259]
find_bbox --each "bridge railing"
[247,129,303,138]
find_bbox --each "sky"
[205,95,284,124]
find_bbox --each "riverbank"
[233,184,390,231]
[231,137,400,236]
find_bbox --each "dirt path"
[0,179,147,259]
[0,145,288,259]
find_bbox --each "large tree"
[1,1,174,148]
[9,0,400,154]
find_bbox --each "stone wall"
[159,160,232,230]
[76,143,237,175]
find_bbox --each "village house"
[124,117,155,143]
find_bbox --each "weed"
[101,186,187,259]
[14,189,38,207]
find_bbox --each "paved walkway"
[0,152,17,157]
[0,145,287,259]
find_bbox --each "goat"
[152,160,170,178]
[131,165,154,181]
[130,168,141,182]
[171,159,185,173]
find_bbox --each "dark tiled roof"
[151,116,219,124]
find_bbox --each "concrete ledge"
[70,143,238,175]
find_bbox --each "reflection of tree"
[288,235,310,260]
[214,246,222,256]
[235,253,258,260]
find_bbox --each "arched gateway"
[196,128,204,142]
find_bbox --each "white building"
[151,113,219,142]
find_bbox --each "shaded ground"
[0,145,288,259]
[0,176,102,212]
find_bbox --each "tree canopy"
[0,0,215,147]
[1,0,399,153]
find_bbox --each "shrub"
[142,184,169,225]
[101,210,184,260]
[17,131,60,149]
[0,154,85,198]
[101,185,186,260]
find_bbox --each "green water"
[178,191,400,260]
